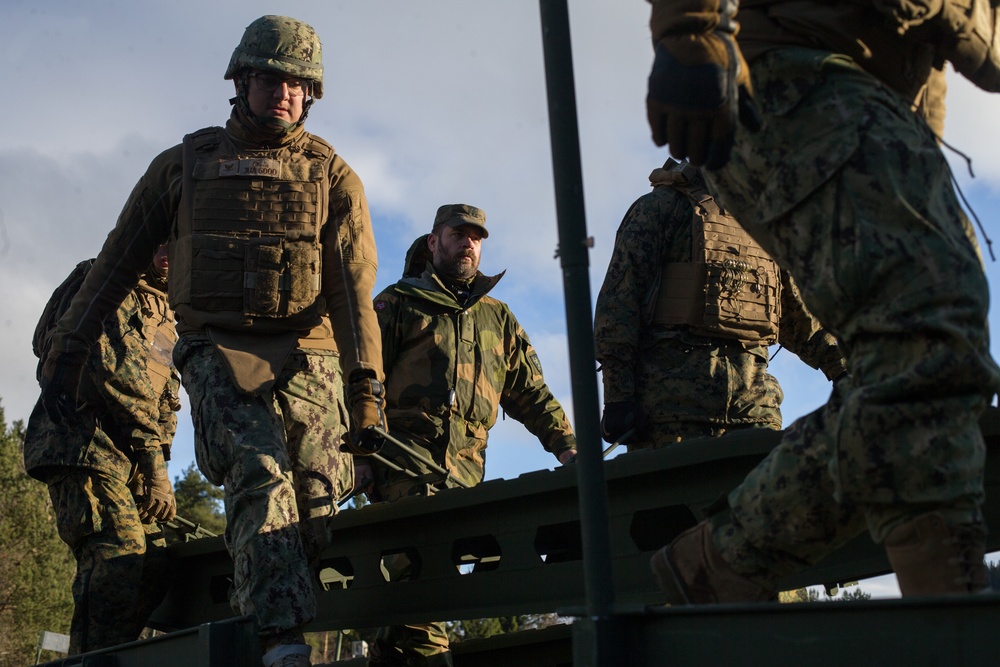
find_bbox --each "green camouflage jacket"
[24,265,180,483]
[594,180,846,430]
[373,237,576,488]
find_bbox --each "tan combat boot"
[650,521,777,604]
[884,512,990,596]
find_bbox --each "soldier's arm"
[594,191,680,403]
[500,315,576,460]
[373,288,402,379]
[777,272,847,381]
[157,369,182,461]
[322,157,384,384]
[51,146,181,358]
[879,0,1000,92]
[91,291,165,454]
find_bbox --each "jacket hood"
[402,234,433,279]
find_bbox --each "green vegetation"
[171,462,226,537]
[0,402,74,667]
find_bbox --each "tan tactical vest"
[170,127,333,330]
[135,280,177,399]
[648,163,781,344]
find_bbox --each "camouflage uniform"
[368,233,576,666]
[649,1,1000,587]
[594,162,845,447]
[42,17,385,655]
[24,265,179,654]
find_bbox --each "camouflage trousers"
[47,469,169,654]
[702,47,1000,585]
[630,335,782,450]
[369,476,452,667]
[174,335,352,640]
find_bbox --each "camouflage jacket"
[24,268,180,483]
[594,181,845,428]
[373,240,576,488]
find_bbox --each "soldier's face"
[244,70,305,125]
[152,244,169,279]
[428,225,482,281]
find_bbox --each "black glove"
[601,400,649,445]
[40,351,87,424]
[131,448,176,523]
[343,375,388,455]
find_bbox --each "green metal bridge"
[42,408,1000,666]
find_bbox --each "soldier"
[645,0,1000,601]
[595,158,845,449]
[38,16,386,667]
[24,245,179,654]
[358,204,577,667]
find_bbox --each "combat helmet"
[225,15,324,99]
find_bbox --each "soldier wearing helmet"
[39,16,385,667]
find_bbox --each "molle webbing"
[650,178,780,344]
[173,127,332,321]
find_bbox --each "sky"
[4,0,1000,600]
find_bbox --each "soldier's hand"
[601,400,649,445]
[646,3,761,168]
[353,459,375,496]
[133,448,177,523]
[343,375,388,455]
[40,351,87,424]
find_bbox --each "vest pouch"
[190,234,247,313]
[285,241,321,313]
[703,260,779,342]
[245,241,283,316]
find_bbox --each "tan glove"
[131,448,176,523]
[647,0,761,168]
[343,375,388,455]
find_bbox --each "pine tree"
[170,462,226,537]
[0,401,75,667]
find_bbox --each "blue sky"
[3,0,1000,599]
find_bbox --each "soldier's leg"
[690,50,999,593]
[174,336,315,646]
[273,348,352,569]
[368,470,453,666]
[135,521,171,626]
[371,623,452,667]
[48,470,148,653]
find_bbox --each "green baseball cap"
[433,204,489,238]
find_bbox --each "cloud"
[4,1,1000,489]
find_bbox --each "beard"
[435,249,479,282]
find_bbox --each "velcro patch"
[219,158,283,178]
[529,352,543,375]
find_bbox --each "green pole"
[538,3,617,664]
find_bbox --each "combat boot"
[650,521,777,604]
[884,512,990,596]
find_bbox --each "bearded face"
[428,225,482,282]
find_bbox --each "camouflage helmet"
[225,15,324,99]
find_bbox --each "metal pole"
[538,3,616,663]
